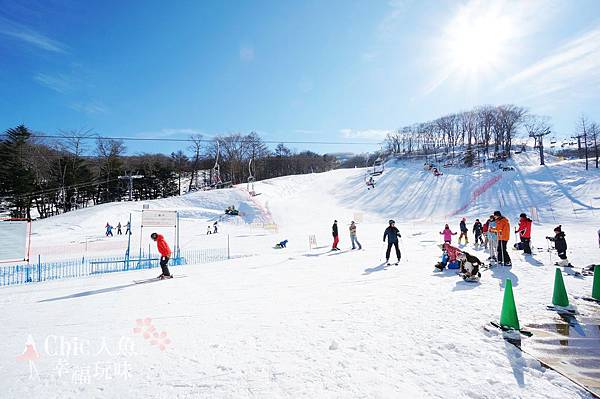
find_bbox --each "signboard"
[0,220,30,262]
[141,210,177,227]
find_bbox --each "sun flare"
[444,8,514,74]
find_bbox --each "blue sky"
[1,0,600,155]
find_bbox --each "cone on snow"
[552,268,569,307]
[500,279,520,330]
[593,265,600,300]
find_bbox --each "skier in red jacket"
[515,213,532,255]
[151,233,172,279]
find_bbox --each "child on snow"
[275,240,288,248]
[458,218,468,244]
[547,225,571,267]
[434,243,462,271]
[473,219,483,246]
[440,224,457,244]
[207,225,212,235]
[105,223,113,237]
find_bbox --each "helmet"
[519,213,526,218]
[150,233,158,240]
[389,219,395,225]
[493,211,501,217]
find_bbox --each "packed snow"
[1,152,599,398]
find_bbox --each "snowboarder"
[440,224,457,244]
[207,225,212,235]
[473,219,483,246]
[547,225,571,267]
[275,239,288,248]
[117,222,122,235]
[125,221,131,235]
[458,218,469,244]
[213,221,218,234]
[383,219,401,265]
[515,213,532,255]
[105,222,113,237]
[151,232,172,278]
[349,221,362,250]
[490,211,511,266]
[458,251,483,282]
[486,215,498,262]
[331,220,340,250]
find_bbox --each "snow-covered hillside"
[1,153,599,398]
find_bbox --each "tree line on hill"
[382,104,599,168]
[0,126,337,219]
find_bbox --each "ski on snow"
[133,275,186,284]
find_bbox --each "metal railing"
[0,248,229,287]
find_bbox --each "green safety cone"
[500,279,520,330]
[552,268,569,307]
[593,265,600,300]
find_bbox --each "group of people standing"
[439,211,572,268]
[105,221,131,237]
[331,220,362,251]
[440,211,521,267]
[331,219,402,265]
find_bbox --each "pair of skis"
[133,275,186,284]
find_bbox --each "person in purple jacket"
[440,224,457,244]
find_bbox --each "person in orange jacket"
[151,232,172,279]
[490,210,511,266]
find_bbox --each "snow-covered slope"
[2,153,599,398]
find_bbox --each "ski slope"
[1,153,599,398]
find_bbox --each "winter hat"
[475,219,479,222]
[151,232,158,240]
[462,217,466,221]
[389,219,395,225]
[350,221,355,224]
[445,224,449,228]
[334,220,338,223]
[554,225,562,232]
[519,213,526,218]
[493,211,502,217]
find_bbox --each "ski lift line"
[14,134,383,146]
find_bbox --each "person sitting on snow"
[440,224,457,244]
[458,251,483,281]
[435,243,462,271]
[275,240,288,248]
[547,225,571,267]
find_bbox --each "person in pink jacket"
[440,224,457,244]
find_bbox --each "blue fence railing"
[0,248,229,287]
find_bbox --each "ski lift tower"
[211,141,223,188]
[247,158,256,196]
[118,173,144,201]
